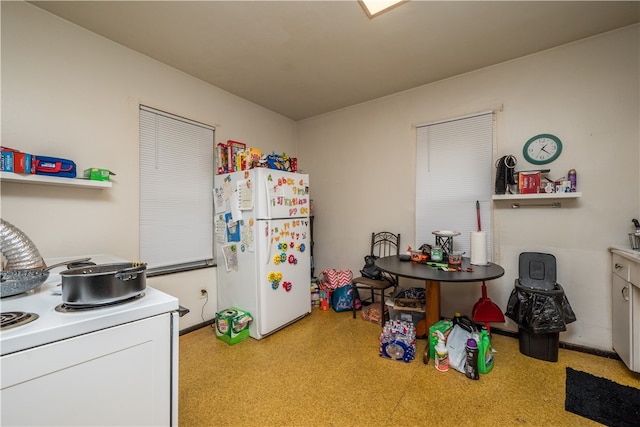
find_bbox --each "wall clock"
[523,134,563,165]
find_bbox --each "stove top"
[54,292,145,313]
[0,254,179,356]
[0,311,39,330]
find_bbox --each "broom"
[471,201,505,328]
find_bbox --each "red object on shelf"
[519,171,541,194]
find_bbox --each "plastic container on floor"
[477,327,494,374]
[434,331,449,372]
[464,338,479,380]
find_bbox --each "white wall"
[298,25,640,350]
[1,2,298,329]
[3,2,639,350]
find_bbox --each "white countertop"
[609,245,640,263]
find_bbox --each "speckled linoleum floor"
[179,308,639,427]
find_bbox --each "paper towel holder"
[511,202,561,209]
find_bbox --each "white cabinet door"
[612,273,632,369]
[1,313,174,426]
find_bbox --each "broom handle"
[477,199,488,295]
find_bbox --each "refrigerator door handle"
[265,178,272,220]
[265,220,272,265]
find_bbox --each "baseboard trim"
[180,319,215,336]
[490,327,620,360]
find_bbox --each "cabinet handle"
[622,285,630,301]
[615,263,623,270]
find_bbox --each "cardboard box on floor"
[215,308,253,345]
[428,319,453,360]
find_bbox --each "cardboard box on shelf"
[13,152,33,174]
[248,147,262,169]
[227,140,247,172]
[518,171,541,194]
[216,143,229,174]
[1,146,25,173]
[1,151,14,172]
[83,168,111,181]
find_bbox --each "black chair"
[352,232,400,325]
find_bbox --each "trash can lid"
[519,252,557,290]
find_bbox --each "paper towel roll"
[470,231,488,266]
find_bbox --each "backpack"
[360,255,383,280]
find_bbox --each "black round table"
[375,255,505,327]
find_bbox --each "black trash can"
[505,253,576,362]
[518,327,560,362]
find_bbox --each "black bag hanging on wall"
[495,154,517,194]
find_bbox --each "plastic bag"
[446,321,476,373]
[505,282,576,333]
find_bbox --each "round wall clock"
[523,133,563,165]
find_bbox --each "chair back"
[370,232,400,258]
[371,232,400,285]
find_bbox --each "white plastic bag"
[446,324,473,373]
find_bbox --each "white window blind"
[415,112,494,259]
[139,105,214,273]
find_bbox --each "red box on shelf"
[13,152,34,174]
[519,171,541,194]
[227,140,247,172]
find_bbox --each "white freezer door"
[253,169,310,220]
[256,218,311,338]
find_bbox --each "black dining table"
[375,255,505,327]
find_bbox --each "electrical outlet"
[200,289,207,299]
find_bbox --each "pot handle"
[115,263,147,281]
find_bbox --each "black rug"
[565,367,640,427]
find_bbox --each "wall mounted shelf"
[0,171,112,189]
[492,192,581,208]
[492,192,581,201]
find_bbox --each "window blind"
[139,105,215,273]
[415,112,494,258]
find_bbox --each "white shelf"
[0,171,112,189]
[492,192,581,201]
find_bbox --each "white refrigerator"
[214,168,311,339]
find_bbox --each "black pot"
[60,262,146,306]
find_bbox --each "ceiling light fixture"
[359,0,406,18]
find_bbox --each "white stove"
[0,254,180,426]
[1,254,178,355]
